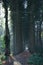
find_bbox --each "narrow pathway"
[3,50,31,65]
[15,50,31,65]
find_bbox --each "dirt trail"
[3,51,31,65]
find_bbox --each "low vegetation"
[0,54,5,65]
[27,53,43,65]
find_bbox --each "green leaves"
[0,36,5,54]
[0,54,6,65]
[27,53,43,65]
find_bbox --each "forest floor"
[2,50,31,65]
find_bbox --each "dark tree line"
[2,0,43,58]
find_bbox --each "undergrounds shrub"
[27,53,43,65]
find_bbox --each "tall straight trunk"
[4,5,10,59]
[28,3,35,53]
[10,0,23,55]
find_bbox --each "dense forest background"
[0,0,43,56]
[0,0,43,65]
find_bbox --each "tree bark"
[4,3,10,59]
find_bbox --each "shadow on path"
[3,50,31,65]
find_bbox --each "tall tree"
[26,0,35,53]
[10,0,23,55]
[2,0,10,59]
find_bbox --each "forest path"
[3,50,31,65]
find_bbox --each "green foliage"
[0,36,5,48]
[0,54,5,65]
[27,53,43,65]
[41,32,43,38]
[0,36,5,54]
[0,61,2,65]
[1,55,6,61]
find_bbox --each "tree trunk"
[10,0,23,55]
[4,4,10,59]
